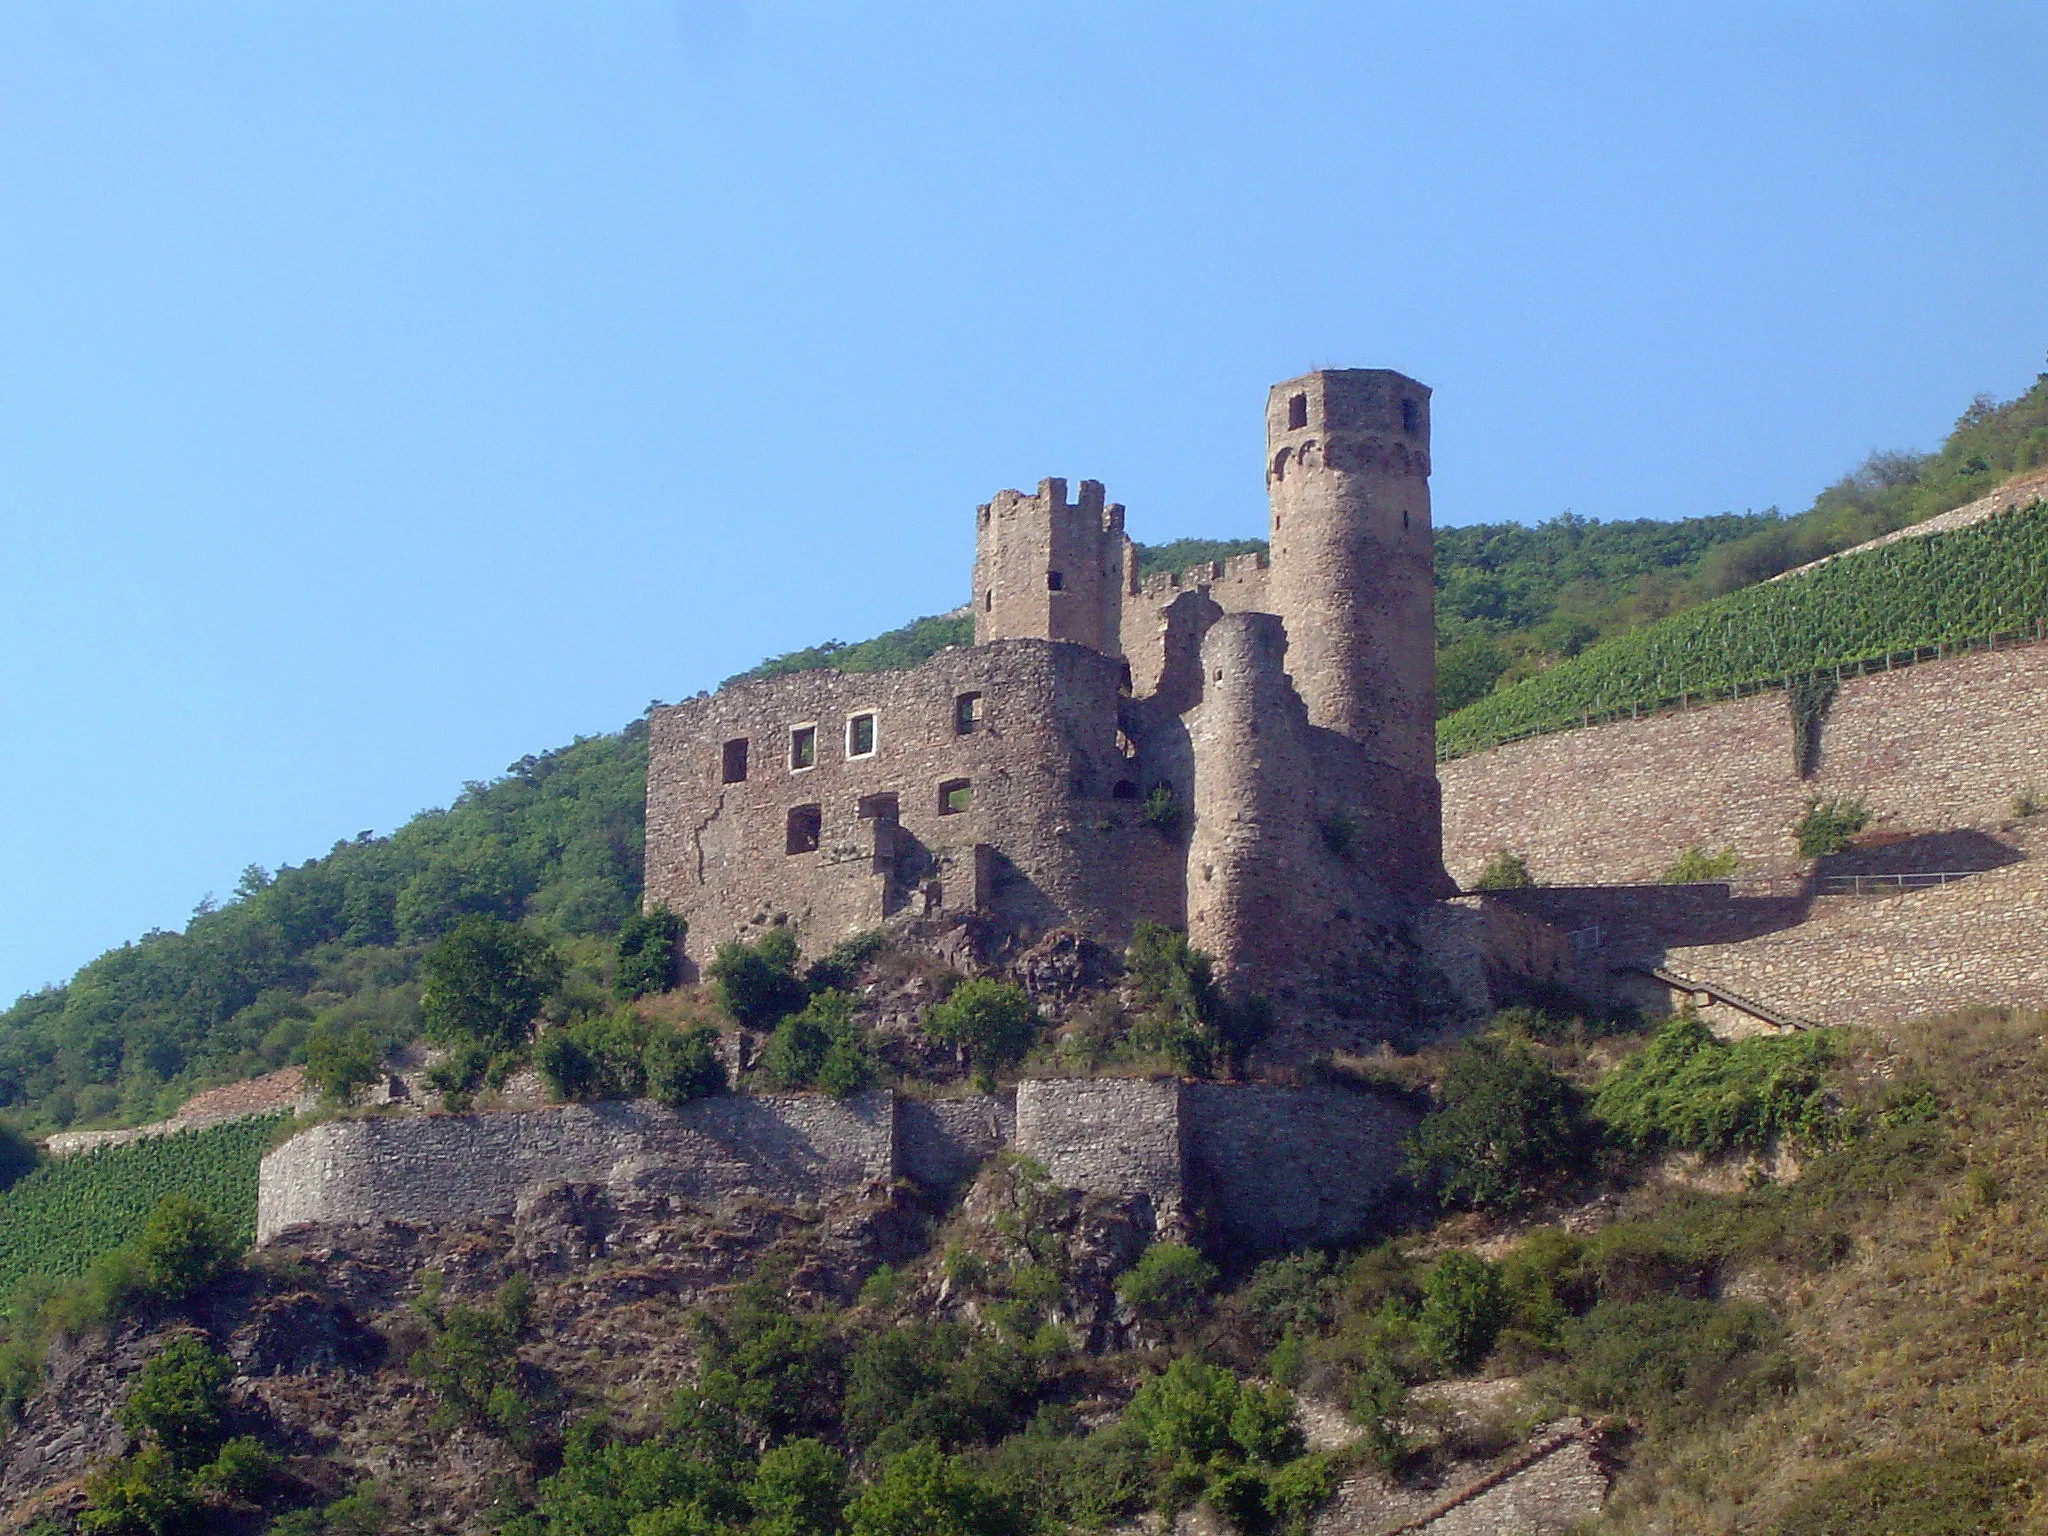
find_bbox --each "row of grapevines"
[0,1116,282,1296]
[1438,500,2048,759]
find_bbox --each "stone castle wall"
[1439,642,2048,889]
[645,638,1185,963]
[256,1093,897,1243]
[259,1080,1418,1252]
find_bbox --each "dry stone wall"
[1659,825,2048,1026]
[1440,642,2048,889]
[257,1093,895,1243]
[260,1080,1419,1251]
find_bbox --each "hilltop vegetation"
[0,1117,278,1296]
[1437,497,2048,758]
[0,729,645,1135]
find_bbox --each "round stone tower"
[1263,369,1436,777]
[1184,611,1311,986]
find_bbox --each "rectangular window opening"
[721,737,749,783]
[954,692,983,735]
[938,778,971,816]
[785,804,822,854]
[1287,392,1308,430]
[846,712,877,758]
[789,725,817,771]
[1402,398,1420,435]
[1047,570,1064,591]
[858,792,899,823]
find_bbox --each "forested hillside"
[4,371,2043,1139]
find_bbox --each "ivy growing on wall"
[1787,673,1839,778]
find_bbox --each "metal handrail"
[1815,870,1991,896]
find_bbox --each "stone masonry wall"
[1440,642,2048,889]
[645,638,1184,963]
[1011,1078,1187,1234]
[257,1093,896,1243]
[1658,821,2048,1026]
[1183,1083,1418,1252]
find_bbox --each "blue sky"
[3,3,2045,1003]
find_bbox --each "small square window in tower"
[1287,393,1308,430]
[954,692,983,735]
[720,737,749,784]
[1046,570,1064,591]
[846,712,877,759]
[789,726,817,771]
[937,778,971,816]
[786,804,822,854]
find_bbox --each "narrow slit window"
[1402,398,1420,435]
[721,737,749,784]
[846,712,877,759]
[789,725,817,771]
[785,805,822,854]
[938,778,971,816]
[1287,392,1308,430]
[1046,570,1064,591]
[954,692,983,735]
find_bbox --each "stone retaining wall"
[257,1093,896,1243]
[260,1079,1418,1252]
[1440,642,2048,889]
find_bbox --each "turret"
[971,477,1126,657]
[1263,370,1436,777]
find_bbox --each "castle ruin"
[644,370,1463,1017]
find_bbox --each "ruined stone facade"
[645,371,1455,1008]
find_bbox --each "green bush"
[409,1272,549,1452]
[749,1437,847,1536]
[1659,846,1740,883]
[191,1435,276,1498]
[1592,1015,1844,1155]
[613,907,685,1000]
[534,1009,655,1101]
[1115,1243,1219,1330]
[762,991,871,1096]
[1794,795,1871,857]
[841,1319,1035,1456]
[300,1023,383,1105]
[804,931,887,992]
[1140,784,1185,839]
[1418,1251,1508,1373]
[265,1486,389,1536]
[923,980,1041,1087]
[694,1262,844,1442]
[1124,923,1270,1078]
[1403,1038,1586,1211]
[844,1440,1022,1536]
[1470,850,1534,890]
[78,1445,198,1536]
[646,1025,726,1107]
[419,916,564,1054]
[131,1195,237,1304]
[1768,1450,2034,1536]
[708,927,810,1030]
[1557,1295,1797,1428]
[120,1334,232,1472]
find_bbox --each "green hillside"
[0,729,645,1136]
[0,1117,281,1295]
[1437,497,2048,759]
